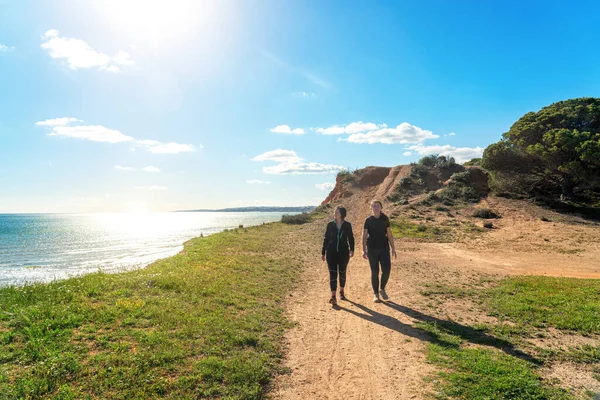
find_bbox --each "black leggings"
[326,251,350,292]
[367,247,391,294]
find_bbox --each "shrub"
[482,98,600,204]
[336,168,357,183]
[399,176,413,187]
[472,208,501,219]
[418,154,456,169]
[460,187,481,203]
[450,171,471,185]
[463,157,482,166]
[483,221,494,229]
[281,213,312,225]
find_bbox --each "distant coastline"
[175,206,316,213]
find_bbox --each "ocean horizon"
[0,211,297,287]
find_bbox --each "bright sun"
[94,0,219,44]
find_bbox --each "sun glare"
[94,0,220,45]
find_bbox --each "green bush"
[336,169,357,183]
[281,213,312,225]
[450,171,471,185]
[482,98,600,203]
[473,208,501,219]
[463,157,482,166]
[418,154,456,169]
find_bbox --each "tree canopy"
[482,97,600,203]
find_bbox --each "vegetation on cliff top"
[482,97,600,208]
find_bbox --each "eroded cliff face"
[321,167,391,205]
[321,164,489,207]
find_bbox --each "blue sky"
[1,0,599,213]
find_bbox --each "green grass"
[390,219,453,242]
[419,322,574,400]
[0,223,301,399]
[420,283,475,299]
[485,276,600,334]
[418,276,600,398]
[281,212,312,224]
[564,345,600,364]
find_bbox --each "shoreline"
[0,221,305,398]
[0,213,292,289]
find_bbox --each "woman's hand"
[392,249,397,259]
[349,251,354,258]
[362,251,368,259]
[322,254,326,262]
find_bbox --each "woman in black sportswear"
[322,205,354,304]
[362,200,397,303]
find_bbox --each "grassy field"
[419,276,600,399]
[0,223,301,399]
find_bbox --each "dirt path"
[274,193,600,399]
[275,221,437,400]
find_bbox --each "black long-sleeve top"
[322,220,355,256]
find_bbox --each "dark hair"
[335,205,347,220]
[371,199,383,208]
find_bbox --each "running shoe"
[340,291,347,301]
[329,296,337,305]
[380,289,389,301]
[373,294,381,303]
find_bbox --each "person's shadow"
[335,298,539,364]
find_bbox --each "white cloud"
[40,29,134,72]
[112,50,134,66]
[346,122,439,144]
[449,132,456,136]
[316,121,386,135]
[135,185,168,191]
[316,182,335,190]
[403,151,413,156]
[270,125,305,135]
[407,144,485,163]
[252,149,301,163]
[39,117,197,153]
[36,117,82,126]
[115,165,134,171]
[136,140,160,146]
[263,161,344,175]
[247,179,272,184]
[145,142,196,154]
[293,92,316,98]
[142,166,161,172]
[0,44,15,52]
[253,149,344,174]
[49,125,134,143]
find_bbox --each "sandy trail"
[275,192,600,399]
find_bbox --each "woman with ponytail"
[362,200,397,302]
[322,205,354,305]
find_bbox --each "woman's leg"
[379,248,392,290]
[338,252,350,292]
[367,249,381,295]
[326,252,339,293]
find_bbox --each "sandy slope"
[274,184,600,399]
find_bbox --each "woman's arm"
[347,222,355,257]
[322,224,329,260]
[362,228,369,259]
[386,226,397,258]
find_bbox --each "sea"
[0,212,294,287]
